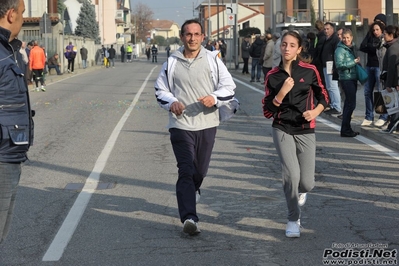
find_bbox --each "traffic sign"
[226,3,237,15]
[227,14,235,26]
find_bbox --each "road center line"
[233,77,399,161]
[42,66,158,261]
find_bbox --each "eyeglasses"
[183,33,203,38]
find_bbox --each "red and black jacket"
[262,60,329,135]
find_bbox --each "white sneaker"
[298,193,307,206]
[374,119,386,127]
[35,87,40,92]
[361,119,373,126]
[196,190,200,204]
[286,220,300,238]
[183,219,201,235]
[40,85,46,92]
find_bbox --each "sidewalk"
[230,70,399,151]
[27,64,103,92]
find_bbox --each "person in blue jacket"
[0,0,34,244]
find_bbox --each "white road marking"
[42,66,158,261]
[233,77,399,161]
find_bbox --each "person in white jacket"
[155,19,236,236]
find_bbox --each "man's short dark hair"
[324,22,336,30]
[0,0,20,18]
[180,19,203,36]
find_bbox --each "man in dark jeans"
[249,35,264,82]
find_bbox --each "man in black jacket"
[321,22,341,115]
[0,0,34,244]
[108,44,116,68]
[249,35,264,82]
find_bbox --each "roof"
[23,16,60,24]
[151,20,176,30]
[197,0,264,8]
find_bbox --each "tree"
[57,0,66,16]
[74,0,100,43]
[131,3,154,42]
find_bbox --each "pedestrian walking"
[80,45,88,69]
[0,0,34,244]
[154,19,236,236]
[65,41,76,73]
[29,40,46,92]
[262,31,329,238]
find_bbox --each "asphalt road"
[0,53,398,266]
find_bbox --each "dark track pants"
[169,127,216,223]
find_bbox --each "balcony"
[276,8,361,25]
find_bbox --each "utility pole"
[208,0,211,39]
[318,0,324,21]
[233,0,238,69]
[386,0,393,26]
[217,0,220,39]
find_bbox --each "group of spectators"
[204,39,227,64]
[244,13,399,135]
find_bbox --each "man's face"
[180,23,204,54]
[9,0,25,40]
[324,24,335,38]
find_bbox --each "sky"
[129,0,202,27]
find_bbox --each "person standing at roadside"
[335,29,361,137]
[108,44,116,68]
[80,45,88,69]
[321,22,341,115]
[261,33,274,84]
[359,20,388,127]
[154,19,236,236]
[262,31,329,238]
[65,41,76,73]
[272,32,283,68]
[380,25,399,133]
[0,0,35,244]
[126,44,132,62]
[151,44,158,63]
[29,40,46,92]
[249,35,264,82]
[120,44,125,62]
[241,35,250,75]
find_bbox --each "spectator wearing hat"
[374,13,386,26]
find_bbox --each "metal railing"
[276,8,361,24]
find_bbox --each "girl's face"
[342,33,353,46]
[373,25,382,38]
[384,31,393,42]
[280,35,301,62]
